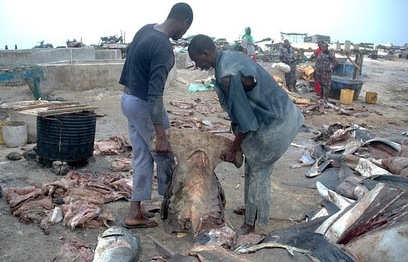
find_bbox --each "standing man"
[315,42,338,102]
[279,39,297,91]
[188,34,304,235]
[119,2,193,229]
[241,27,257,62]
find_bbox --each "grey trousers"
[121,93,171,201]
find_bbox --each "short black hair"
[188,34,216,55]
[167,2,193,24]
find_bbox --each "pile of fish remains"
[3,171,132,234]
[149,125,408,261]
[284,123,408,261]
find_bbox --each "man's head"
[188,34,217,70]
[166,2,194,40]
[245,27,251,35]
[283,39,290,47]
[318,40,324,49]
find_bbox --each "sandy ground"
[0,58,407,261]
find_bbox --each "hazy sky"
[0,0,407,50]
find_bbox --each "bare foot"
[122,217,158,229]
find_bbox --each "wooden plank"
[14,101,81,111]
[38,106,98,116]
[47,104,91,110]
[344,52,361,71]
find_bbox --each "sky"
[0,0,407,50]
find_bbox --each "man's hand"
[154,125,172,153]
[221,147,238,163]
[220,131,246,163]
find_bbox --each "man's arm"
[218,75,256,162]
[154,124,171,153]
[148,51,174,153]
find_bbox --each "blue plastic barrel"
[330,77,364,101]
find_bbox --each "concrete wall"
[0,48,95,64]
[1,47,176,95]
[39,60,176,94]
[0,47,123,64]
[95,49,124,60]
[40,62,125,93]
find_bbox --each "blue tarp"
[188,83,214,93]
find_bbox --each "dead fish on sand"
[149,234,250,262]
[316,181,355,210]
[343,154,393,177]
[316,182,405,244]
[291,147,315,168]
[234,242,311,256]
[346,222,408,262]
[151,128,243,237]
[262,218,357,261]
[92,226,141,262]
[305,154,332,178]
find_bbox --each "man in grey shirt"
[188,34,304,235]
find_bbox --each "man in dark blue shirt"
[119,2,193,229]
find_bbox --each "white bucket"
[1,121,28,148]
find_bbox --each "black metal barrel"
[36,111,96,162]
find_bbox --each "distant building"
[304,35,331,44]
[280,32,307,43]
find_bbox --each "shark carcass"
[151,128,243,237]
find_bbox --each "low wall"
[0,47,123,64]
[39,60,176,94]
[0,48,98,64]
[95,49,124,60]
[40,61,125,93]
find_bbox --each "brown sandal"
[121,220,158,229]
[142,211,155,218]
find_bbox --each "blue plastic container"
[330,77,364,101]
[333,63,355,77]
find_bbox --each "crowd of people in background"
[238,27,337,101]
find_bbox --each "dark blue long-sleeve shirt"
[119,24,174,124]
